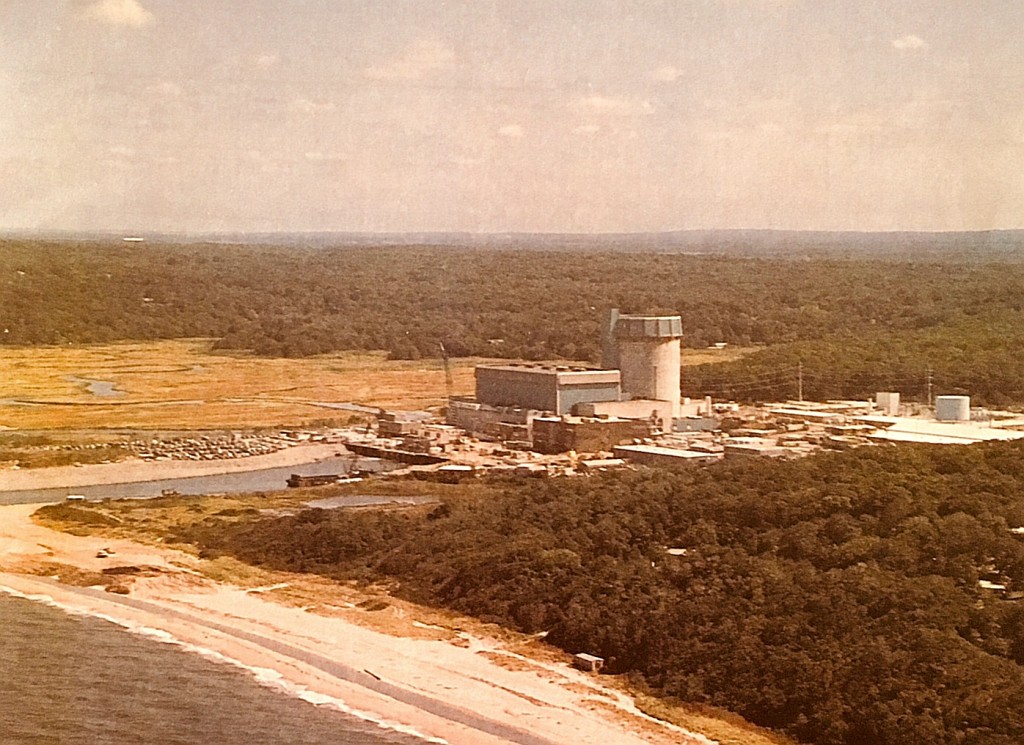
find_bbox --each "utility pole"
[439,342,454,402]
[798,360,803,402]
[926,366,933,408]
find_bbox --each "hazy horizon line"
[7,227,1024,239]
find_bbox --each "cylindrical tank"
[614,315,682,418]
[935,395,970,422]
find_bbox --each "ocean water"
[0,593,415,745]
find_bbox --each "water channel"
[0,455,399,506]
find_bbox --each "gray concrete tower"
[612,312,683,418]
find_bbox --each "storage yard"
[321,393,1024,487]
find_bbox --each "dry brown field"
[681,345,758,366]
[0,339,477,430]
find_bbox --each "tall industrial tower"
[605,309,683,418]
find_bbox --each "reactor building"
[600,309,683,420]
[448,309,695,451]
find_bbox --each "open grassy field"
[0,339,754,431]
[0,339,478,430]
[680,345,758,367]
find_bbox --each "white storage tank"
[935,395,970,422]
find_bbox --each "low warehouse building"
[723,438,791,458]
[613,444,721,467]
[475,364,621,415]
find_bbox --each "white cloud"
[364,39,455,80]
[650,66,683,83]
[108,145,135,157]
[289,97,336,114]
[573,124,600,135]
[498,124,523,139]
[892,35,927,51]
[83,0,153,28]
[256,53,280,68]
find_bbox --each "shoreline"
[0,503,709,745]
[0,576,453,745]
[0,443,346,492]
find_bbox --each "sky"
[2,0,1024,234]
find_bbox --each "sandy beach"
[0,443,345,492]
[0,503,709,745]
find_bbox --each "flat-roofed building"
[446,398,536,440]
[572,653,605,673]
[574,398,675,431]
[768,407,845,425]
[723,437,791,458]
[613,444,722,467]
[475,364,621,415]
[857,415,1024,445]
[532,415,650,454]
[935,395,971,422]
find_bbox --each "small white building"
[875,392,900,416]
[935,395,970,422]
[572,653,605,673]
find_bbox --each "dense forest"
[178,443,1024,745]
[682,312,1024,407]
[4,239,1024,403]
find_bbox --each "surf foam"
[0,583,448,744]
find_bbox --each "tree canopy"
[5,240,1024,404]
[180,442,1024,745]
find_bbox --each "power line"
[687,361,967,402]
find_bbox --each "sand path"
[0,504,710,745]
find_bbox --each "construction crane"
[439,342,454,403]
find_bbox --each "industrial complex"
[317,309,1024,482]
[448,309,704,447]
